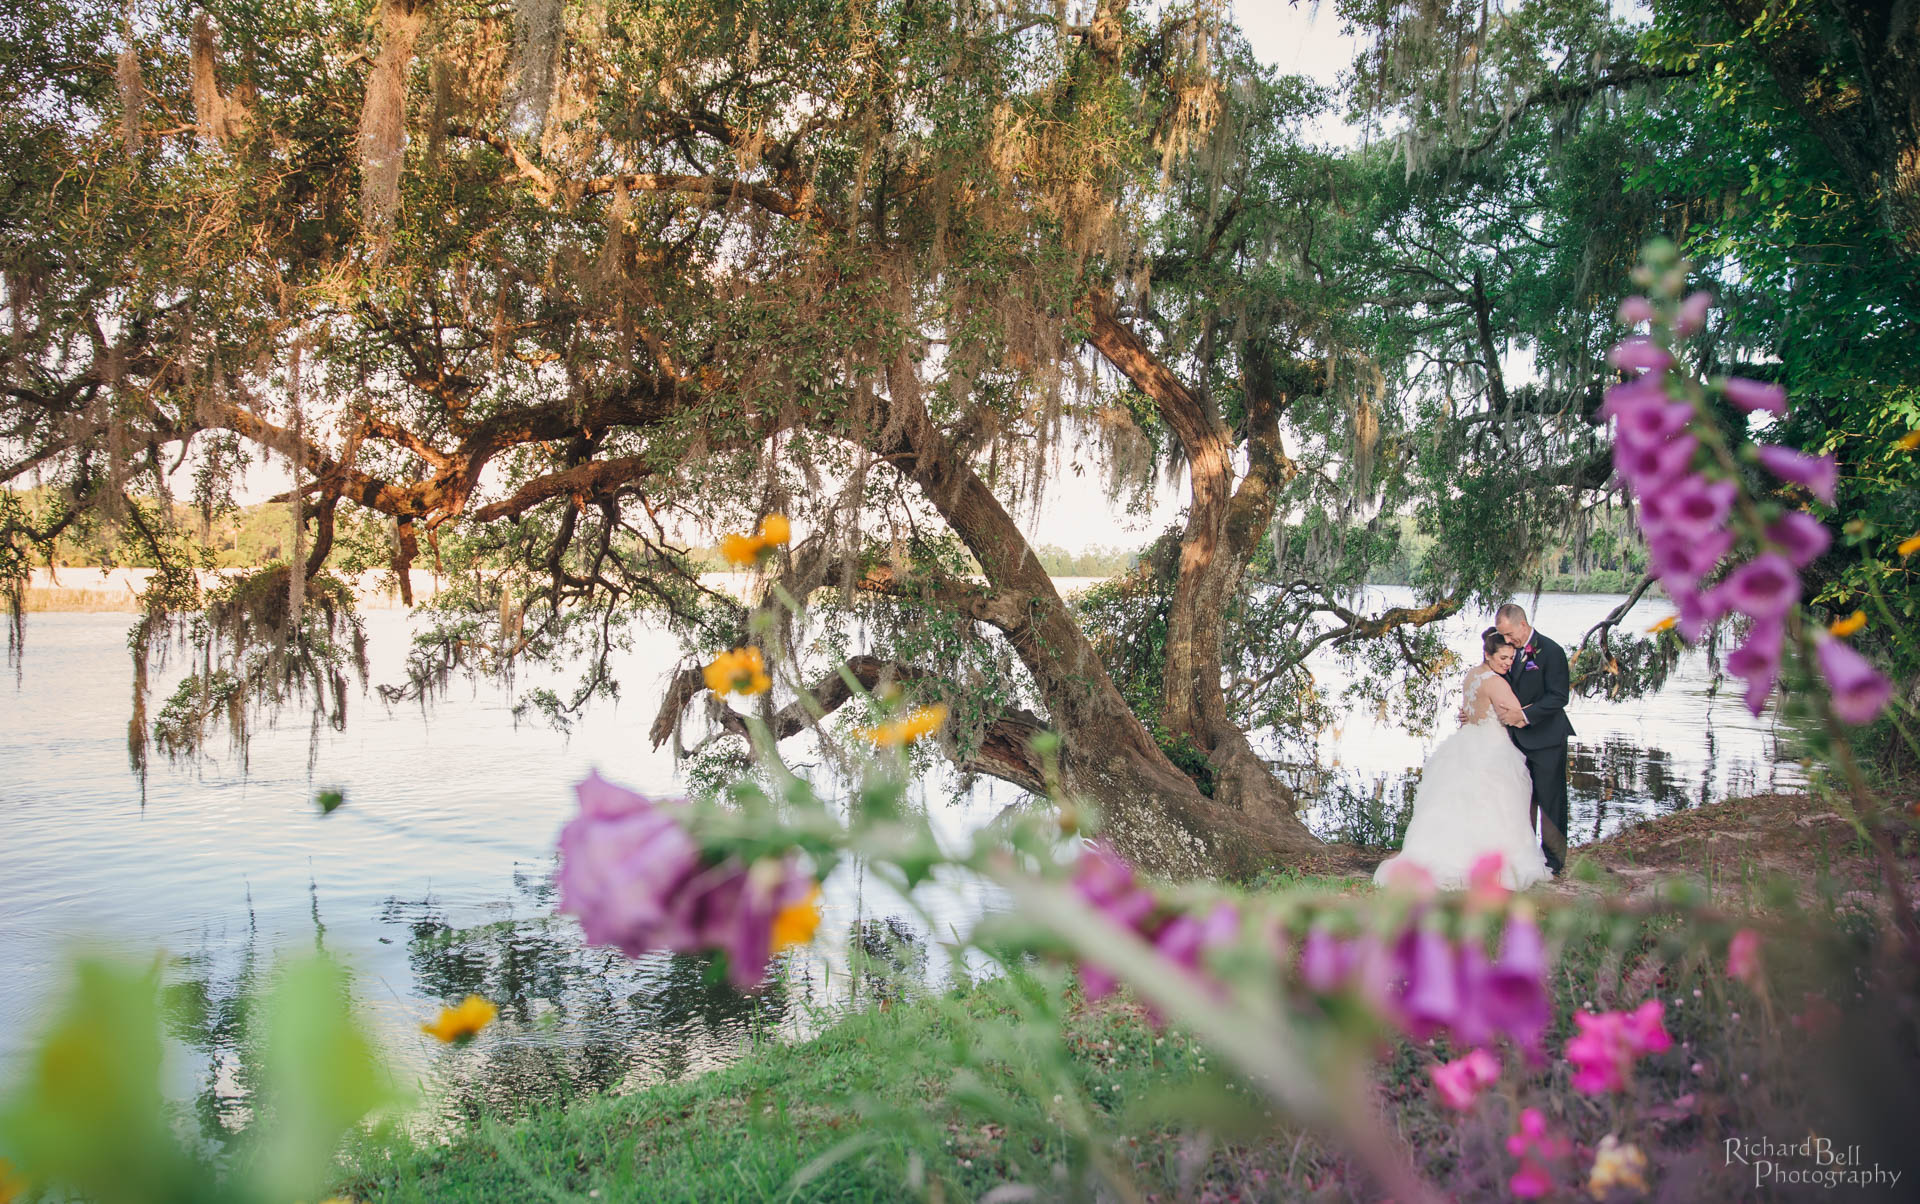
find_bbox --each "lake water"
[0,587,1798,1130]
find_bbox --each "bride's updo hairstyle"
[1481,627,1509,659]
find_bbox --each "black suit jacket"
[1504,629,1575,751]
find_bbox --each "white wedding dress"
[1372,666,1551,891]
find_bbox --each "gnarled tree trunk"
[1084,292,1309,833]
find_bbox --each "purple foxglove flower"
[1640,475,1736,540]
[1080,963,1119,1003]
[1817,635,1895,725]
[1721,376,1787,415]
[1607,337,1673,374]
[1300,927,1348,994]
[1756,445,1838,504]
[1613,398,1696,450]
[1674,290,1713,336]
[1483,910,1550,1055]
[691,858,818,989]
[1450,939,1495,1048]
[557,773,705,957]
[1599,373,1668,420]
[1073,843,1155,930]
[1153,913,1206,975]
[1616,434,1698,490]
[1401,926,1461,1040]
[1674,584,1729,642]
[1727,618,1784,716]
[1722,554,1802,621]
[1616,295,1656,326]
[1648,527,1734,589]
[1198,902,1241,953]
[1766,511,1832,568]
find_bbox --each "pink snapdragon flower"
[1506,1107,1570,1198]
[1430,1047,1502,1111]
[1756,445,1838,504]
[1566,1000,1672,1094]
[1727,929,1762,986]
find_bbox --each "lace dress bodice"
[1462,665,1527,728]
[1462,667,1500,725]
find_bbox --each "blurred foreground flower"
[421,995,497,1043]
[860,703,948,747]
[719,514,793,566]
[1602,248,1892,724]
[1588,1134,1650,1199]
[1429,1047,1501,1111]
[556,773,818,988]
[1727,929,1762,986]
[704,646,772,696]
[1566,1000,1672,1094]
[1507,1107,1570,1199]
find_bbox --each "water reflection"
[378,871,801,1123]
[152,860,948,1134]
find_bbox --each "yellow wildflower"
[1900,533,1920,558]
[771,884,823,952]
[861,703,949,747]
[1829,610,1867,638]
[1646,615,1677,633]
[717,515,792,567]
[422,995,497,1043]
[720,532,764,567]
[704,646,772,696]
[1897,429,1920,452]
[1587,1134,1649,1199]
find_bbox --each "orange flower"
[1899,533,1920,559]
[720,532,764,566]
[1896,429,1920,452]
[422,995,497,1043]
[860,703,949,746]
[770,884,823,951]
[1646,615,1677,633]
[757,513,791,546]
[1829,610,1867,638]
[704,646,772,696]
[717,514,792,567]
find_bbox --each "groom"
[1494,603,1574,875]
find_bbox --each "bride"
[1373,627,1552,891]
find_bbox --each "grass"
[20,587,144,612]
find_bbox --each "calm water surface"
[0,588,1797,1128]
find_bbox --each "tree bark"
[866,352,1324,878]
[1083,292,1309,833]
